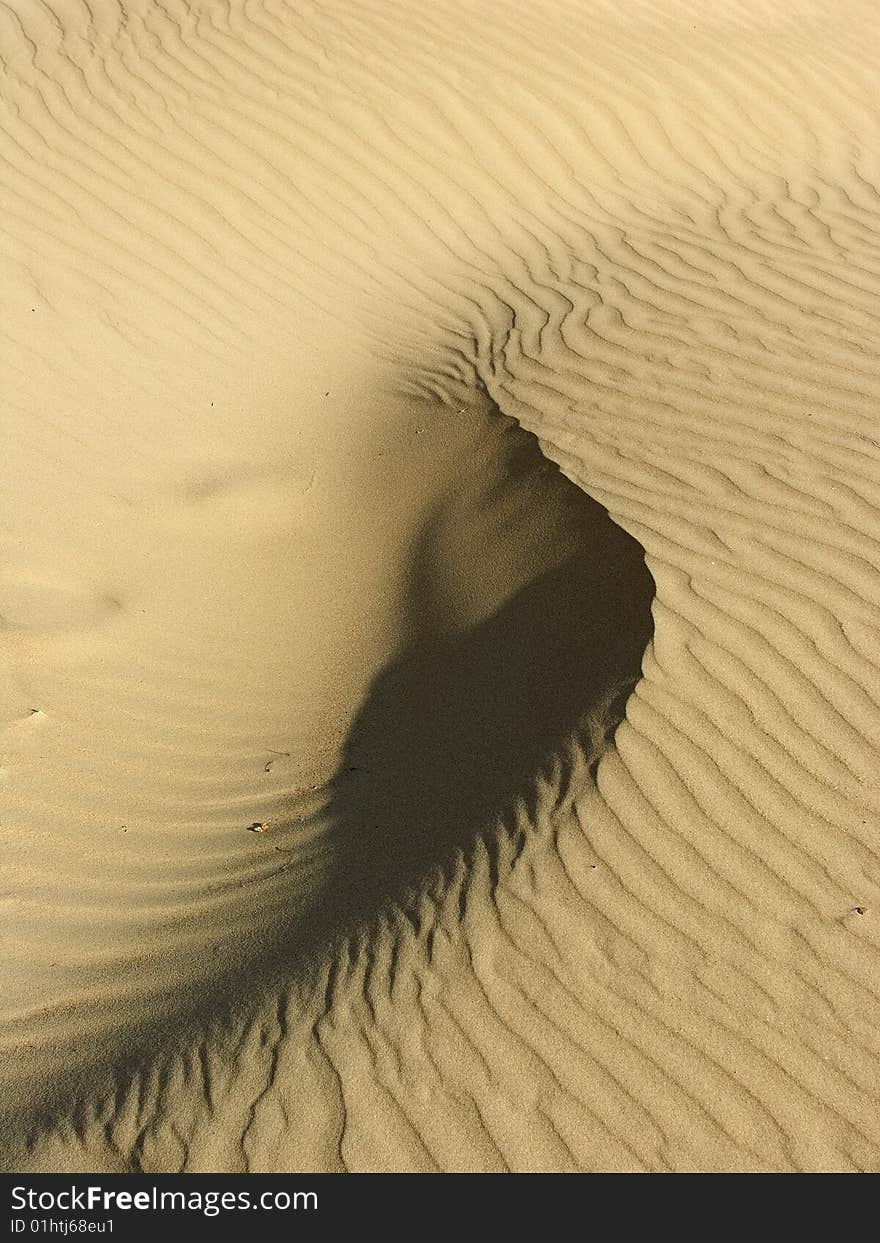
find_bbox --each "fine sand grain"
[1,0,879,1172]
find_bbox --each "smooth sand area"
[2,0,879,1171]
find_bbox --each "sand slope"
[2,0,879,1171]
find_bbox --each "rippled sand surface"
[2,0,879,1171]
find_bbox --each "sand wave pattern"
[1,0,879,1171]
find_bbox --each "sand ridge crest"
[1,0,879,1172]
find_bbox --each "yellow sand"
[1,0,878,1171]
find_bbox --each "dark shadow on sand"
[3,412,655,1153]
[301,458,655,949]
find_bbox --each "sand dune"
[1,0,879,1172]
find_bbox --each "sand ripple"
[2,0,879,1171]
